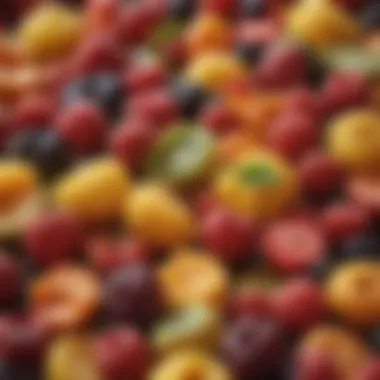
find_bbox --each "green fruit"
[320,47,380,78]
[152,305,222,354]
[147,125,215,185]
[150,19,186,50]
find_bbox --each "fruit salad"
[0,0,379,379]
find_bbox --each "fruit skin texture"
[149,350,232,380]
[54,158,130,222]
[201,208,254,263]
[158,250,229,310]
[95,328,150,380]
[325,261,380,326]
[327,110,380,173]
[214,150,299,220]
[352,358,380,380]
[271,279,325,331]
[294,351,338,380]
[299,325,369,380]
[125,184,194,248]
[24,211,83,266]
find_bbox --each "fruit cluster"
[0,0,379,379]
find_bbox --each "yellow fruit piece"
[327,110,380,173]
[185,13,232,57]
[185,53,246,92]
[287,0,361,49]
[45,335,102,380]
[214,150,299,220]
[19,4,83,61]
[54,159,130,222]
[0,161,37,212]
[158,250,229,309]
[299,325,369,379]
[149,350,232,380]
[325,261,380,325]
[125,183,194,248]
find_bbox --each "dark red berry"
[56,101,107,154]
[0,253,21,304]
[261,219,326,273]
[124,65,166,95]
[228,289,271,319]
[203,0,238,17]
[294,351,338,380]
[200,103,238,136]
[24,211,83,266]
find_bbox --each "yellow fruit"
[45,335,102,380]
[287,0,361,49]
[149,350,232,380]
[54,159,130,222]
[0,161,37,212]
[325,261,380,325]
[327,110,380,173]
[299,325,369,380]
[185,53,246,92]
[158,249,229,309]
[125,184,194,248]
[19,4,83,60]
[214,150,299,220]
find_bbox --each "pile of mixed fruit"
[0,0,380,379]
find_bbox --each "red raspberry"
[124,65,166,95]
[229,289,272,319]
[261,219,326,273]
[200,103,238,136]
[88,236,151,275]
[255,46,309,90]
[56,101,107,154]
[271,279,325,331]
[72,33,125,75]
[13,94,56,129]
[299,151,342,196]
[352,359,380,380]
[95,327,150,380]
[110,119,155,170]
[320,203,370,243]
[0,252,21,304]
[24,211,84,266]
[201,208,254,263]
[267,112,319,161]
[321,72,369,116]
[128,90,180,129]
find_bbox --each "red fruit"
[347,176,380,213]
[0,252,21,304]
[320,203,370,243]
[295,351,338,380]
[13,94,56,129]
[271,279,325,331]
[96,327,150,380]
[201,208,254,263]
[235,20,280,47]
[203,0,238,16]
[353,358,380,380]
[299,151,342,196]
[72,33,125,74]
[124,65,166,95]
[321,72,368,116]
[261,219,326,273]
[193,191,219,217]
[24,211,83,266]
[0,108,12,150]
[200,103,238,136]
[334,0,364,10]
[110,120,155,170]
[229,289,271,319]
[256,47,308,90]
[128,90,180,129]
[164,38,188,70]
[267,112,319,161]
[88,237,151,275]
[56,101,107,154]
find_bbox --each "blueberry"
[360,2,380,29]
[239,0,268,18]
[236,43,265,65]
[171,81,208,119]
[169,0,195,20]
[341,233,380,259]
[62,74,124,119]
[7,131,71,179]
